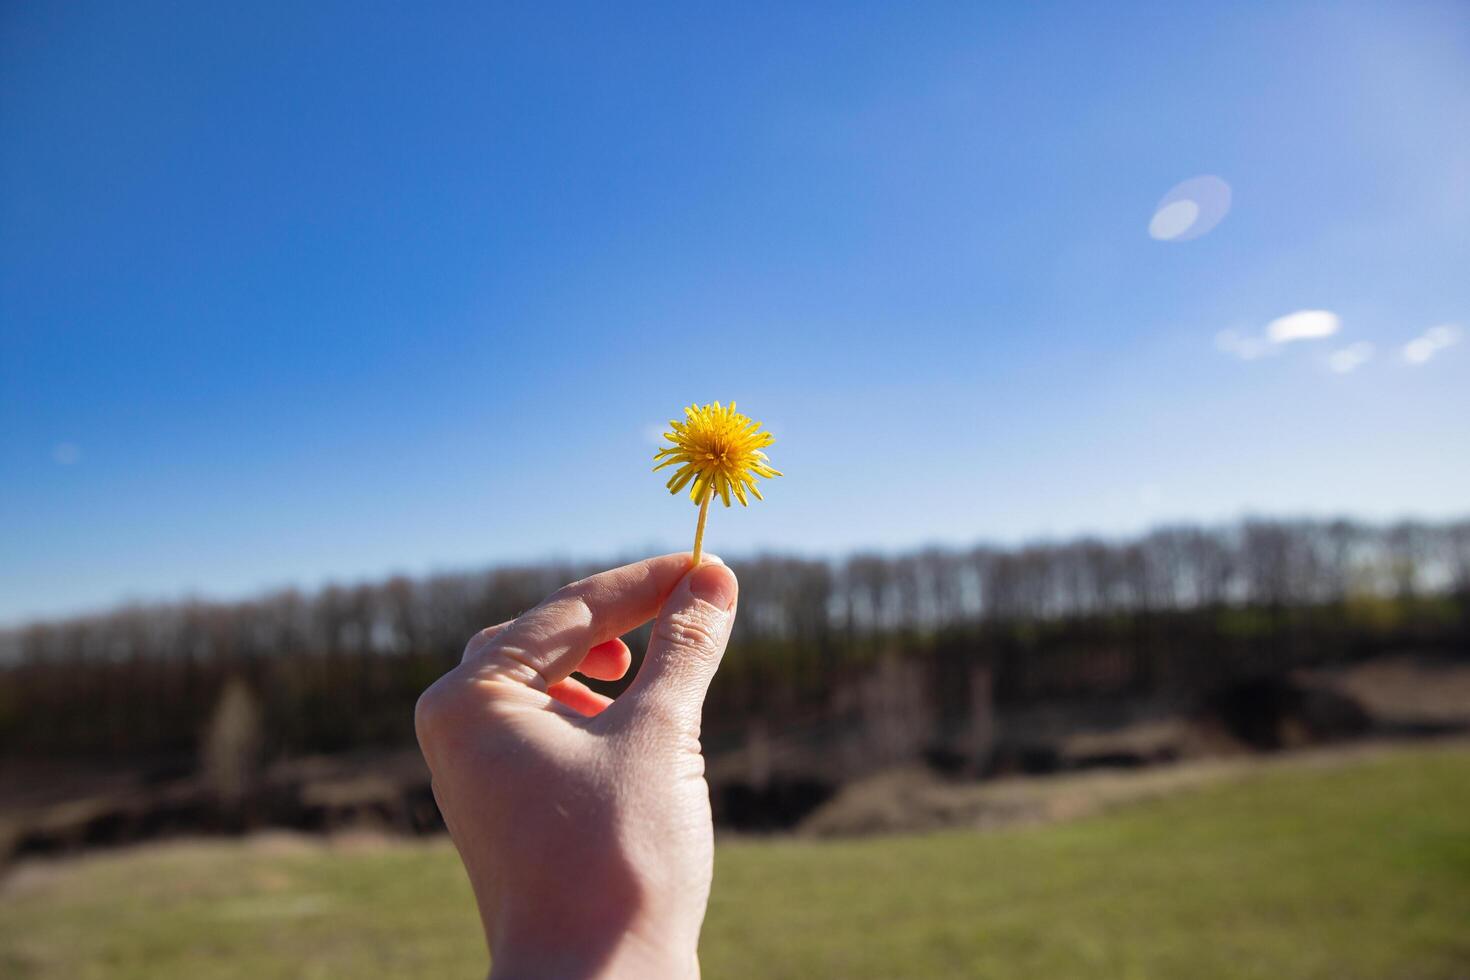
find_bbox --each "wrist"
[488,920,698,980]
[489,939,697,980]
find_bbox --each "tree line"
[3,517,1467,761]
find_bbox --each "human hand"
[414,554,739,979]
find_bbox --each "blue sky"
[3,2,1468,623]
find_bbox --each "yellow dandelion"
[653,401,783,565]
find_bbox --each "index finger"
[470,552,708,690]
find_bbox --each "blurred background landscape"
[3,2,1468,977]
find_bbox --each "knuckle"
[653,606,726,656]
[462,625,499,659]
[559,590,597,628]
[549,581,595,615]
[413,679,456,749]
[547,582,581,606]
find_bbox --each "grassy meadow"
[2,744,1468,979]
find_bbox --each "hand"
[414,553,739,979]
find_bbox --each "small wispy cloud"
[1214,329,1275,361]
[1328,341,1374,374]
[643,422,670,446]
[1216,309,1341,361]
[51,442,81,465]
[1402,324,1461,365]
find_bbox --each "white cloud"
[1328,341,1374,374]
[1402,324,1462,365]
[51,442,81,465]
[1216,308,1342,361]
[1266,310,1340,344]
[643,422,670,446]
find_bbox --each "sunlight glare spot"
[1149,175,1232,243]
[1149,200,1200,240]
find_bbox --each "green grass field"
[3,745,1468,979]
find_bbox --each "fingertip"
[687,561,738,611]
[578,637,633,681]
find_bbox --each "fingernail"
[688,562,737,610]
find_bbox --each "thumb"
[616,561,738,731]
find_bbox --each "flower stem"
[690,484,713,566]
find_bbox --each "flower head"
[653,401,782,507]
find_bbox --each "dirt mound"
[796,737,1469,838]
